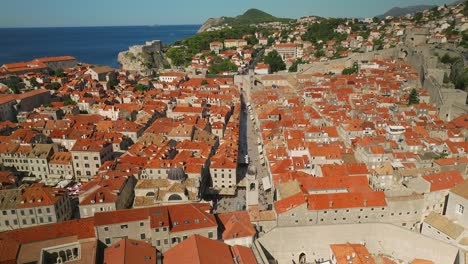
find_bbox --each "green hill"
[198,9,292,32]
[223,9,292,25]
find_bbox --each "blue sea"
[0,25,200,68]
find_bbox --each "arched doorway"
[299,253,306,264]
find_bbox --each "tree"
[166,47,188,66]
[263,50,285,73]
[373,39,383,50]
[408,88,420,105]
[246,35,258,45]
[464,0,468,16]
[288,59,304,72]
[135,84,148,92]
[48,82,61,90]
[440,53,460,65]
[342,62,359,75]
[302,18,348,43]
[53,69,67,77]
[64,98,76,106]
[30,78,40,88]
[108,79,118,88]
[443,72,451,84]
[6,76,23,94]
[208,56,238,74]
[413,12,423,22]
[314,49,325,58]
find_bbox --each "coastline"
[0,25,200,68]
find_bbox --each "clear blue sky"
[0,0,457,28]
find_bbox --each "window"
[29,209,33,215]
[156,240,160,246]
[456,204,464,215]
[38,209,42,214]
[208,232,213,238]
[22,219,27,225]
[105,238,111,244]
[5,220,9,226]
[2,211,6,216]
[155,228,159,232]
[104,227,109,231]
[84,156,88,160]
[164,239,168,245]
[140,222,144,227]
[13,219,18,225]
[11,210,15,215]
[163,227,167,231]
[31,218,35,224]
[120,224,128,229]
[140,233,146,240]
[48,216,52,222]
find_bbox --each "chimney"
[363,199,367,207]
[329,201,333,208]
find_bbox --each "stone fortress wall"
[128,40,163,55]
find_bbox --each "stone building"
[94,203,217,253]
[0,184,72,231]
[70,139,114,181]
[48,151,75,182]
[0,218,97,264]
[274,175,426,231]
[27,144,54,180]
[85,66,116,82]
[78,174,136,218]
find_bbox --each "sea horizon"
[0,25,200,68]
[0,24,202,29]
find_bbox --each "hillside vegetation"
[221,9,292,26]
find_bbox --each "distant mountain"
[377,5,436,19]
[198,9,292,33]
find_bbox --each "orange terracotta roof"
[217,211,256,240]
[307,191,386,210]
[231,245,257,264]
[274,193,306,214]
[330,243,376,264]
[104,238,158,264]
[164,235,244,264]
[0,218,96,243]
[422,171,464,192]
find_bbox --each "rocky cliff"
[197,17,225,33]
[118,40,166,76]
